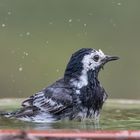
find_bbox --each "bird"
[2,48,119,122]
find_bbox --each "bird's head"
[64,48,119,84]
[81,48,119,71]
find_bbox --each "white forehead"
[91,49,105,58]
[98,49,105,57]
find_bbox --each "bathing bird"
[2,48,119,122]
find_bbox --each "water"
[0,99,140,130]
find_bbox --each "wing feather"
[21,85,73,115]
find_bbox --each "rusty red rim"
[0,129,140,139]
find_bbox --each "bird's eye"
[93,55,99,62]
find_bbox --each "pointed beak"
[98,55,119,70]
[101,55,119,65]
[105,55,119,62]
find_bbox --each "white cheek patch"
[71,54,91,89]
[82,54,95,71]
[82,49,106,71]
[82,53,100,71]
[71,49,106,89]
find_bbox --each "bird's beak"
[99,55,119,70]
[104,55,119,62]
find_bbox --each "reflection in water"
[0,107,140,130]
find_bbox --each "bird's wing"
[21,82,73,115]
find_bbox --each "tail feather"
[0,106,56,123]
[0,106,38,118]
[0,111,17,117]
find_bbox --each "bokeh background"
[0,0,139,99]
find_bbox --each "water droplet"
[117,2,122,6]
[26,32,30,36]
[56,69,59,72]
[23,52,29,56]
[8,11,11,15]
[84,24,87,27]
[113,23,116,27]
[68,19,72,23]
[110,19,117,27]
[49,22,53,25]
[2,24,6,27]
[19,66,23,72]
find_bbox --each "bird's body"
[2,48,119,122]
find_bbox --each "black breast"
[79,70,107,111]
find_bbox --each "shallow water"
[0,99,140,130]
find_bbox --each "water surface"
[0,99,140,130]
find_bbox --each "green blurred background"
[0,0,139,99]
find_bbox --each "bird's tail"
[0,110,17,118]
[0,107,34,119]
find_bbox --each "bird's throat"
[70,69,99,90]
